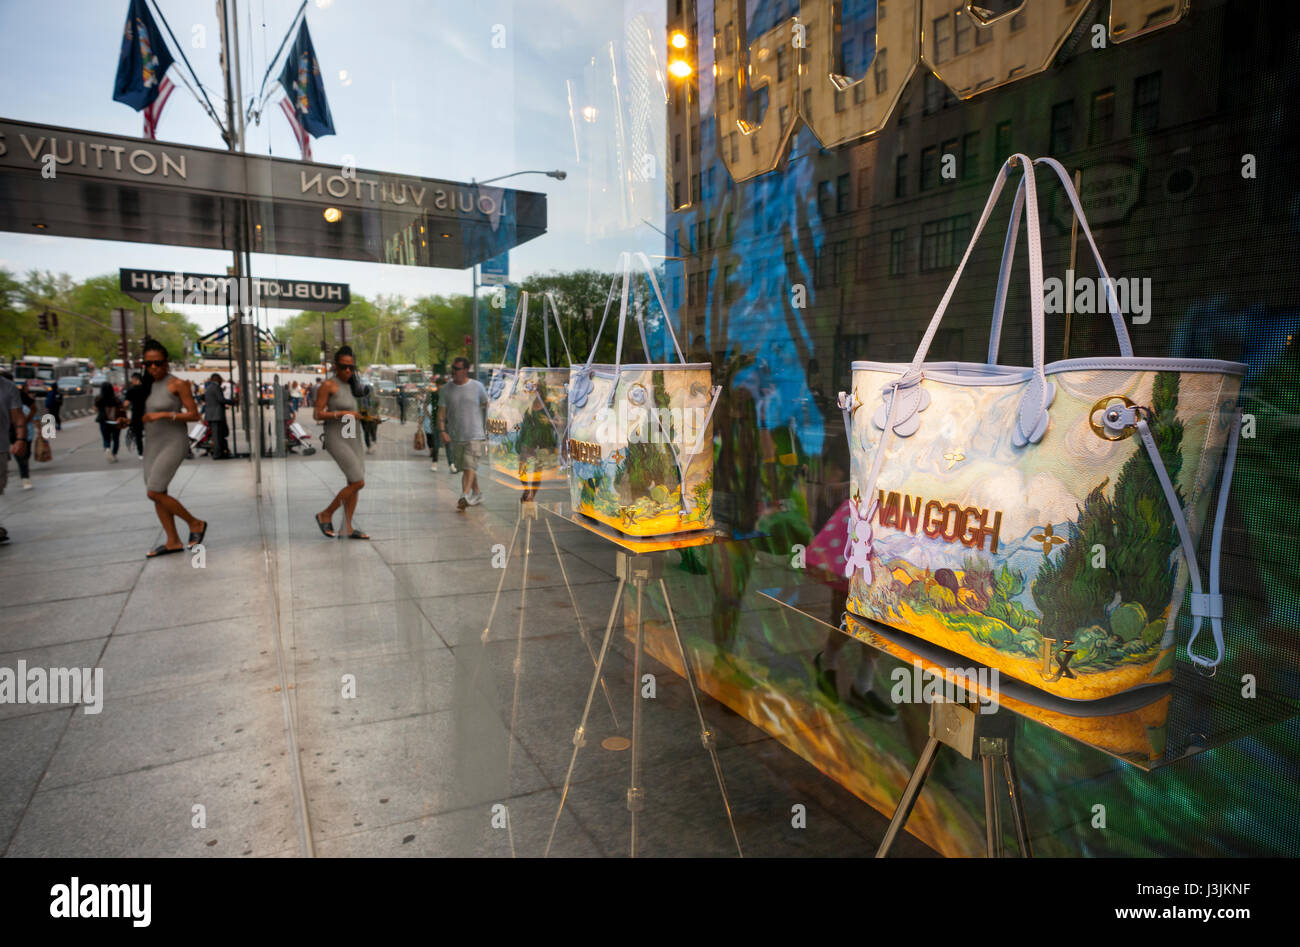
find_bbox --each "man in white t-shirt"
[437,356,488,510]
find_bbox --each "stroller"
[187,421,213,458]
[286,420,316,455]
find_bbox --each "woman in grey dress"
[313,346,368,539]
[140,339,207,558]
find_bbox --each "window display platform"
[761,582,1300,772]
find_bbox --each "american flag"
[142,75,174,139]
[280,95,312,160]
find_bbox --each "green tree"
[1033,373,1184,639]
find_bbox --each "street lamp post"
[469,170,567,376]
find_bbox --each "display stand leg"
[875,736,941,858]
[1004,749,1033,858]
[658,577,743,857]
[544,575,627,857]
[876,701,1031,858]
[544,515,619,728]
[503,502,535,859]
[628,580,645,858]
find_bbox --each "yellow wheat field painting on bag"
[845,364,1241,700]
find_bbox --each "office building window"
[779,105,791,129]
[1050,100,1074,154]
[835,88,846,112]
[857,169,871,208]
[725,212,734,244]
[962,131,980,180]
[889,228,906,276]
[674,134,682,163]
[854,80,867,104]
[730,132,739,162]
[1089,87,1115,144]
[995,120,1012,159]
[920,214,972,271]
[874,48,888,94]
[723,263,736,303]
[975,10,992,45]
[895,154,908,198]
[836,173,851,213]
[933,15,953,63]
[954,7,972,55]
[855,236,871,281]
[879,0,887,19]
[817,180,834,218]
[1010,10,1025,31]
[691,173,700,202]
[778,47,789,82]
[1133,71,1161,133]
[674,181,682,207]
[920,146,938,191]
[834,240,849,286]
[941,138,958,182]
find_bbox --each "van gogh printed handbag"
[838,155,1244,700]
[565,251,721,536]
[485,290,572,484]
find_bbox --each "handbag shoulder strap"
[542,291,574,364]
[988,158,1135,364]
[1107,402,1241,670]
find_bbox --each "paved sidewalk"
[1,446,932,858]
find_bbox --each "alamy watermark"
[592,400,709,447]
[1043,270,1152,325]
[0,662,104,714]
[889,661,1000,714]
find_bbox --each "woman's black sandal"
[346,528,369,540]
[146,544,184,558]
[315,513,335,538]
[187,520,208,548]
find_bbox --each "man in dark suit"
[203,373,233,458]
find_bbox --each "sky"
[0,0,667,332]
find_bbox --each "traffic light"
[392,327,405,344]
[38,311,49,332]
[118,339,130,360]
[49,312,58,330]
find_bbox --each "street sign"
[334,319,351,343]
[120,269,351,312]
[111,308,134,333]
[480,252,509,286]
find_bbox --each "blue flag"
[278,20,335,139]
[112,0,174,111]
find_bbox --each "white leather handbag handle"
[904,153,1052,447]
[987,157,1135,364]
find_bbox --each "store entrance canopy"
[0,118,546,268]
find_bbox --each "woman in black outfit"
[94,381,123,463]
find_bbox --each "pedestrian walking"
[313,345,368,539]
[397,388,407,424]
[289,380,302,418]
[94,380,123,463]
[0,372,29,543]
[44,384,63,431]
[438,356,488,510]
[421,384,440,471]
[358,383,379,454]
[203,373,233,458]
[124,372,148,457]
[0,371,34,491]
[139,339,207,559]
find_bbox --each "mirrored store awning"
[0,118,546,268]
